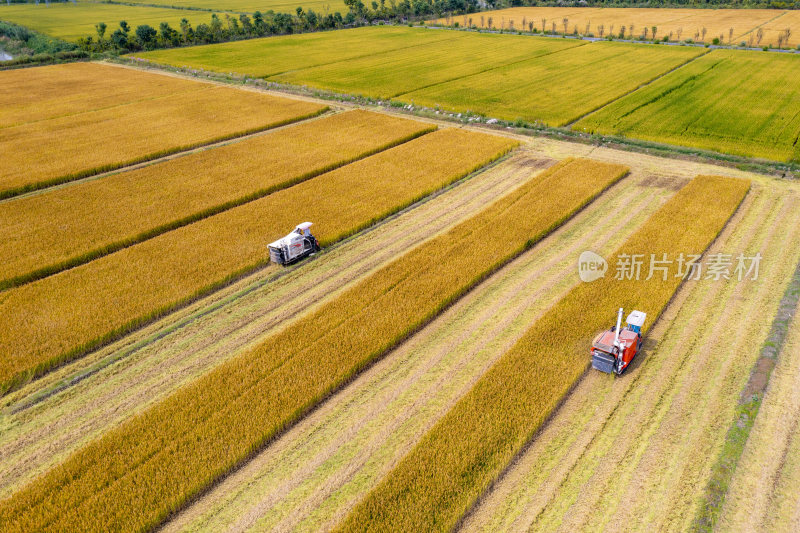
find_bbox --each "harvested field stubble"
[158,170,674,533]
[0,151,549,502]
[0,82,325,198]
[0,157,626,533]
[0,128,515,396]
[461,181,800,532]
[0,111,433,289]
[339,175,750,533]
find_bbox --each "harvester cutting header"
[591,308,646,375]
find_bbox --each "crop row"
[0,127,515,396]
[0,157,628,532]
[0,64,325,198]
[339,174,750,532]
[0,110,433,289]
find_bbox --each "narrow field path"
[0,150,546,499]
[719,282,800,532]
[159,171,675,532]
[460,179,800,532]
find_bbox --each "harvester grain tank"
[268,222,320,266]
[590,308,646,375]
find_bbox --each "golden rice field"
[462,177,800,533]
[340,175,750,532]
[0,157,631,533]
[0,63,325,198]
[739,9,800,48]
[0,110,432,289]
[0,127,513,397]
[434,7,781,44]
[0,2,214,42]
[156,161,674,533]
[0,63,207,128]
[0,150,546,504]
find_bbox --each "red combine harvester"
[591,308,646,375]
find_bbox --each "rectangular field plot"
[402,41,704,126]
[137,26,461,78]
[0,157,635,533]
[0,3,214,41]
[270,31,582,99]
[0,63,325,197]
[0,111,432,289]
[0,128,515,397]
[433,7,778,43]
[575,49,800,162]
[340,174,750,533]
[0,62,207,128]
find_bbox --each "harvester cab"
[268,222,320,266]
[591,308,646,375]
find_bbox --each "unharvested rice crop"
[0,63,206,129]
[138,26,460,78]
[0,157,626,533]
[402,41,704,126]
[0,80,325,197]
[339,174,750,533]
[122,0,348,15]
[433,7,778,44]
[0,3,214,41]
[739,9,800,48]
[575,49,800,162]
[270,32,580,99]
[0,128,515,396]
[0,110,433,289]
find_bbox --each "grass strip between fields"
[0,128,515,397]
[0,157,628,532]
[0,110,434,290]
[337,174,750,533]
[0,83,326,199]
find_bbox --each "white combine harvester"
[268,222,320,266]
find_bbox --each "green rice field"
[574,49,800,162]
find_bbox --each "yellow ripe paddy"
[434,7,782,43]
[0,110,432,289]
[0,127,514,397]
[0,63,325,197]
[0,2,215,42]
[0,156,632,533]
[340,174,750,532]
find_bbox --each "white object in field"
[268,222,319,265]
[626,310,647,334]
[612,307,623,352]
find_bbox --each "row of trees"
[77,0,482,52]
